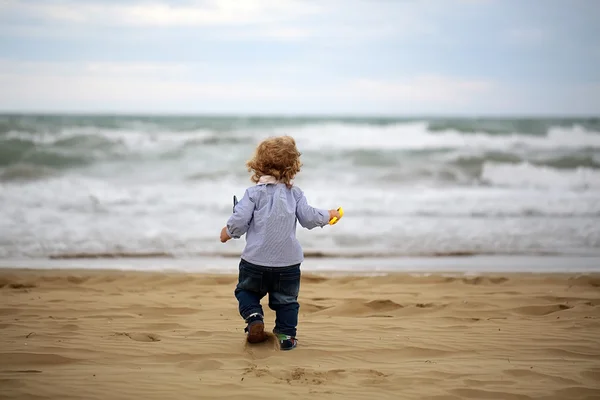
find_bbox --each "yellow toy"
[329,207,344,225]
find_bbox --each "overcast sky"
[0,0,599,115]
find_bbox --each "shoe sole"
[246,321,267,344]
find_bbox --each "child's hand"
[328,209,341,221]
[220,226,231,243]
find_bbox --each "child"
[219,135,340,351]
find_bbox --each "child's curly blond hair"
[246,135,302,188]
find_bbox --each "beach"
[1,267,599,400]
[2,1,600,398]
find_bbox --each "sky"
[0,0,599,116]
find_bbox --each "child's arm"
[220,189,255,242]
[296,190,337,230]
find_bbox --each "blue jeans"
[234,259,301,337]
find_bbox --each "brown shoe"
[245,317,267,344]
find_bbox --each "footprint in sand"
[568,276,600,288]
[1,353,76,365]
[460,277,509,285]
[366,300,404,311]
[315,299,404,317]
[243,332,280,356]
[243,366,389,386]
[416,303,435,308]
[503,369,580,385]
[512,304,572,316]
[115,332,161,342]
[0,282,37,289]
[300,303,330,313]
[581,367,600,381]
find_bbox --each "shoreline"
[2,266,600,278]
[1,254,599,275]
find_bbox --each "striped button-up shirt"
[226,182,330,267]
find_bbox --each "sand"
[1,268,600,400]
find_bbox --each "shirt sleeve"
[295,189,330,230]
[226,189,255,239]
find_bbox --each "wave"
[323,202,600,219]
[330,150,600,188]
[481,162,600,189]
[49,252,173,259]
[4,120,599,152]
[288,122,600,152]
[363,158,600,190]
[0,127,250,169]
[450,153,600,171]
[2,113,599,131]
[426,118,600,136]
[47,249,567,260]
[2,120,599,189]
[412,210,600,218]
[0,164,59,182]
[1,126,214,148]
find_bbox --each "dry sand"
[1,268,600,400]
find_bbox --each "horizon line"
[1,110,598,119]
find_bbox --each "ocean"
[1,114,599,272]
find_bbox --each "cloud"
[348,75,494,106]
[4,59,597,115]
[3,0,321,27]
[505,27,546,45]
[0,0,441,43]
[0,60,500,114]
[1,1,597,115]
[0,59,286,99]
[0,60,193,76]
[547,83,600,115]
